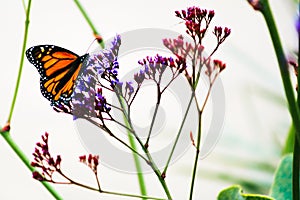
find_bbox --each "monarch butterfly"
[26,45,88,104]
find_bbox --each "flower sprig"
[175,7,215,44]
[31,133,164,200]
[30,6,231,200]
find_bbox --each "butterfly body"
[26,45,88,104]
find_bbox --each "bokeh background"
[0,0,298,199]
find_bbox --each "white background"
[0,0,298,199]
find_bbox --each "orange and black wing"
[26,45,88,104]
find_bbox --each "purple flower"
[138,54,186,82]
[125,81,134,97]
[95,87,111,114]
[71,35,121,119]
[134,70,145,85]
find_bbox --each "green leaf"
[217,185,274,200]
[269,154,293,200]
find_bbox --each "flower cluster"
[163,35,197,60]
[79,154,100,174]
[31,132,61,181]
[162,7,231,86]
[69,35,121,121]
[205,59,226,81]
[137,54,186,82]
[93,35,121,88]
[95,87,111,115]
[213,26,231,45]
[175,6,215,42]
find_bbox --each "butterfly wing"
[26,45,88,104]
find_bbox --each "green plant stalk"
[73,0,105,49]
[189,110,202,200]
[259,0,300,199]
[145,102,160,147]
[117,95,172,199]
[146,83,163,147]
[143,149,172,199]
[260,0,300,143]
[1,130,62,199]
[123,114,148,199]
[113,95,147,198]
[282,124,295,155]
[73,1,147,193]
[117,94,147,195]
[163,92,194,175]
[72,1,153,197]
[7,0,32,122]
[4,0,62,198]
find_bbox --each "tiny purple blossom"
[70,35,121,119]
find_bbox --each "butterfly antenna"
[85,35,104,53]
[85,38,97,53]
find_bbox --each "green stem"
[282,124,295,155]
[260,0,300,143]
[117,95,172,199]
[124,116,148,198]
[3,1,62,198]
[189,110,202,200]
[163,92,194,175]
[117,96,148,198]
[7,0,32,123]
[1,130,62,199]
[73,0,105,49]
[258,1,300,199]
[145,102,160,148]
[144,150,172,199]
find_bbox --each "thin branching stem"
[95,172,102,191]
[117,94,172,199]
[85,118,149,163]
[189,72,217,199]
[145,102,160,148]
[189,104,202,200]
[163,91,194,175]
[115,94,148,198]
[58,169,164,199]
